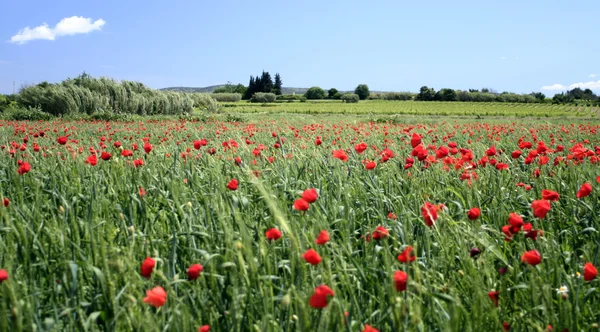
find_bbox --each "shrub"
[250,93,276,103]
[354,84,370,100]
[304,87,326,100]
[210,93,242,102]
[276,94,303,101]
[0,105,54,121]
[341,93,360,103]
[328,88,339,99]
[191,94,219,113]
[370,92,414,101]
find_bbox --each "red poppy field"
[0,118,599,331]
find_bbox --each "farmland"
[0,116,600,331]
[218,100,600,118]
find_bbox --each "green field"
[1,116,599,331]
[216,100,600,118]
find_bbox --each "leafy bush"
[370,92,414,101]
[250,93,277,103]
[304,87,326,100]
[190,94,219,113]
[17,73,196,116]
[0,105,54,121]
[276,94,303,101]
[210,93,242,102]
[354,84,370,100]
[341,93,360,103]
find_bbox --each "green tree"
[260,71,273,94]
[415,86,436,101]
[354,84,370,100]
[273,73,283,95]
[435,88,458,101]
[328,88,339,99]
[529,92,546,102]
[304,87,326,100]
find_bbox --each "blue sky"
[0,0,598,95]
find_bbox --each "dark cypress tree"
[243,76,255,100]
[273,73,283,95]
[261,71,273,93]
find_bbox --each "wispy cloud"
[541,84,566,91]
[500,56,507,60]
[541,80,600,91]
[9,16,105,44]
[589,74,597,78]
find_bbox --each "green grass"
[0,118,599,331]
[213,100,600,118]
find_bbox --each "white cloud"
[500,56,507,60]
[589,74,597,78]
[541,80,600,91]
[10,16,105,44]
[567,80,600,90]
[541,84,566,91]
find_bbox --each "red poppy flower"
[143,286,167,307]
[57,136,68,145]
[372,226,389,240]
[0,269,8,283]
[397,246,416,263]
[363,324,379,332]
[302,249,322,265]
[531,200,551,219]
[133,159,144,167]
[187,264,203,281]
[332,149,349,162]
[227,179,238,191]
[583,262,598,281]
[365,161,376,170]
[139,187,146,197]
[410,133,422,148]
[302,188,318,203]
[511,150,522,158]
[421,202,439,227]
[85,154,97,166]
[144,142,152,154]
[265,228,282,241]
[467,207,480,220]
[521,250,542,266]
[503,322,510,331]
[393,270,408,292]
[17,161,31,175]
[495,163,509,170]
[3,198,9,207]
[101,152,112,160]
[488,291,499,307]
[309,284,335,308]
[541,190,560,202]
[387,212,397,220]
[355,142,368,154]
[576,183,592,199]
[508,213,524,233]
[470,247,481,258]
[315,230,330,245]
[198,325,210,332]
[140,257,156,278]
[293,198,310,211]
[121,150,133,157]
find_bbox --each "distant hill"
[161,85,309,95]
